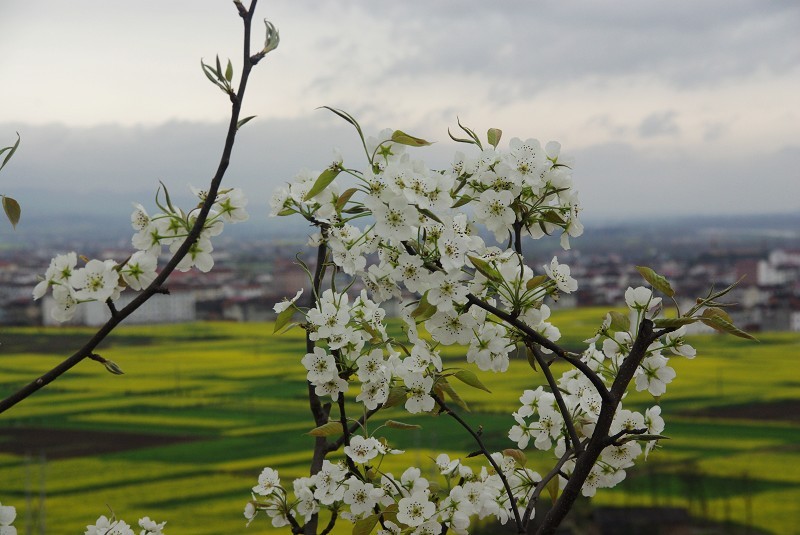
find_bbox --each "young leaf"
[384,420,422,430]
[502,448,526,467]
[2,196,21,229]
[453,370,491,393]
[487,128,502,149]
[635,266,675,297]
[307,421,344,437]
[103,359,125,375]
[410,295,437,322]
[335,188,358,211]
[546,476,560,504]
[607,311,630,332]
[390,130,432,147]
[526,275,548,290]
[304,168,341,201]
[417,207,443,224]
[700,308,758,341]
[273,306,296,333]
[236,115,256,130]
[382,387,407,409]
[0,133,21,172]
[225,59,233,83]
[467,255,502,283]
[352,514,379,535]
[438,378,469,411]
[451,195,473,208]
[653,317,698,328]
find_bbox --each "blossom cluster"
[246,453,541,533]
[244,119,702,533]
[32,186,248,322]
[84,514,166,535]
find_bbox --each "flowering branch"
[0,0,269,416]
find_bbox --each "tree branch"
[0,0,263,416]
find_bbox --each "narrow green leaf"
[453,370,491,393]
[273,306,295,333]
[215,55,223,78]
[390,130,432,147]
[236,115,256,130]
[438,378,469,411]
[502,448,526,467]
[384,420,422,430]
[526,345,538,372]
[304,168,341,201]
[225,59,233,82]
[653,317,698,328]
[467,255,502,283]
[417,207,443,224]
[487,128,503,149]
[2,196,21,229]
[319,106,364,137]
[352,514,379,535]
[0,133,21,172]
[700,308,758,341]
[607,311,631,332]
[635,266,675,297]
[451,195,473,208]
[447,128,475,145]
[456,117,482,149]
[307,421,344,437]
[542,210,566,225]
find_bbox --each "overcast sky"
[1,0,799,225]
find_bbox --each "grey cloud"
[639,111,680,138]
[328,1,800,94]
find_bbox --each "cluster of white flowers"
[246,453,542,533]
[84,514,166,535]
[253,121,700,533]
[32,186,248,322]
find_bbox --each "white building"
[42,291,195,326]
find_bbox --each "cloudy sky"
[1,0,799,225]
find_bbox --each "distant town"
[2,213,799,333]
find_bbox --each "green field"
[1,311,799,534]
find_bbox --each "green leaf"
[225,59,233,82]
[635,266,675,297]
[273,306,295,333]
[542,210,566,225]
[467,255,502,283]
[103,359,125,375]
[451,195,472,208]
[526,274,548,290]
[653,317,698,328]
[453,370,491,393]
[447,128,475,145]
[0,133,21,172]
[236,115,256,130]
[304,168,341,201]
[438,378,469,411]
[502,448,526,467]
[390,130,432,147]
[307,421,343,437]
[607,311,631,332]
[526,345,538,372]
[215,55,223,78]
[382,387,407,409]
[384,420,421,430]
[352,514,379,535]
[700,308,758,341]
[417,207,443,224]
[2,196,21,229]
[487,128,502,149]
[335,188,358,212]
[410,295,437,322]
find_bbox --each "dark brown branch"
[432,393,526,535]
[526,342,583,455]
[0,0,262,416]
[522,449,573,527]
[466,293,612,404]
